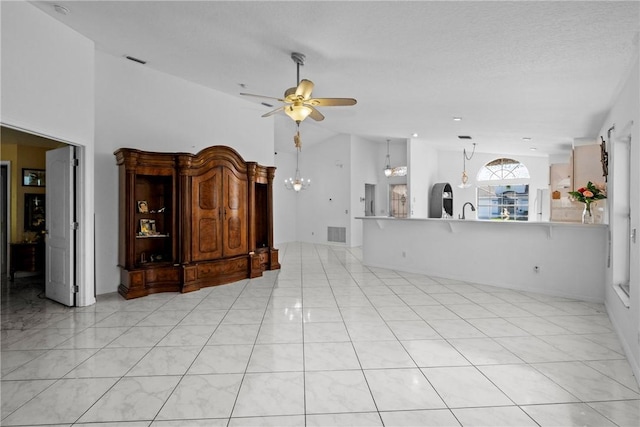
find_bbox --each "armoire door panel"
[223,167,247,257]
[227,216,242,250]
[198,218,220,253]
[198,175,219,210]
[192,168,223,261]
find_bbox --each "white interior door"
[46,146,75,306]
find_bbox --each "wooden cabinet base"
[183,256,250,292]
[269,248,280,270]
[118,265,181,299]
[119,254,280,299]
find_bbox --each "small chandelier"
[384,139,393,177]
[285,125,311,192]
[457,142,477,188]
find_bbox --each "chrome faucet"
[459,202,476,220]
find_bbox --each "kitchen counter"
[357,216,608,302]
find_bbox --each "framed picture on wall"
[22,169,46,187]
[24,193,46,235]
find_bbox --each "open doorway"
[1,163,9,277]
[0,127,78,306]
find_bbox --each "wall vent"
[327,226,346,243]
[125,55,147,65]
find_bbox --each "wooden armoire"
[115,146,279,299]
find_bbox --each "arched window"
[477,158,530,181]
[476,158,530,221]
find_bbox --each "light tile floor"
[2,242,639,426]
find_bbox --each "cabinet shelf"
[136,234,170,239]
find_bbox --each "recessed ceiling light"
[529,147,537,151]
[412,133,418,138]
[453,117,462,121]
[53,4,69,15]
[523,137,532,141]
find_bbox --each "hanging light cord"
[462,143,477,169]
[463,143,477,161]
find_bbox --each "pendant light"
[384,139,393,177]
[284,124,311,192]
[457,142,477,188]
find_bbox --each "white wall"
[94,51,275,295]
[273,150,297,245]
[1,2,96,306]
[296,134,351,244]
[350,135,379,246]
[437,151,549,220]
[1,2,94,147]
[602,57,640,382]
[408,139,439,218]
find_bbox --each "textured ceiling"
[32,1,640,156]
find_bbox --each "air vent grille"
[327,226,346,243]
[125,55,147,65]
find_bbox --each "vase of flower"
[582,202,594,224]
[569,181,606,225]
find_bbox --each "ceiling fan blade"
[295,79,314,100]
[240,92,285,102]
[283,87,298,102]
[261,106,285,118]
[308,106,324,122]
[308,98,357,107]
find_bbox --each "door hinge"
[72,158,79,167]
[73,285,79,293]
[72,222,79,230]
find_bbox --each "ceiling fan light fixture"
[284,104,312,122]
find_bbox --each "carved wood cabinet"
[115,146,279,299]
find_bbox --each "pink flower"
[583,190,594,198]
